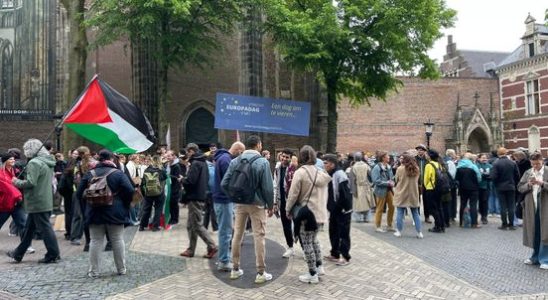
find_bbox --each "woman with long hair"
[286,145,331,284]
[393,154,423,238]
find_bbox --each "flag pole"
[15,75,100,179]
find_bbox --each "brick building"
[337,77,500,155]
[0,2,327,155]
[496,14,548,155]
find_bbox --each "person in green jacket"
[7,139,60,264]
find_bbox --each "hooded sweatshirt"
[182,152,209,201]
[13,139,56,213]
[213,149,232,203]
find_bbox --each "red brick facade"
[337,77,499,155]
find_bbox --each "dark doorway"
[468,128,490,153]
[184,107,218,149]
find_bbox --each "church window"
[526,79,540,115]
[1,0,14,9]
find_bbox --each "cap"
[415,144,427,151]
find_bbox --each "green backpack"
[143,171,162,197]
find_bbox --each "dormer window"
[529,43,535,57]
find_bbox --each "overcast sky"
[428,0,547,62]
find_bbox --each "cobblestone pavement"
[355,215,548,297]
[1,208,547,299]
[0,219,185,300]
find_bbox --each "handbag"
[290,168,317,218]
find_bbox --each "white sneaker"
[26,247,36,254]
[393,230,401,237]
[299,273,319,284]
[316,266,326,276]
[524,258,534,265]
[417,232,424,239]
[230,269,244,279]
[375,227,386,233]
[540,264,548,270]
[255,271,273,284]
[282,248,294,258]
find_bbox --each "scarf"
[532,167,544,210]
[457,159,482,183]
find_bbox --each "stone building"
[0,1,326,154]
[0,0,58,150]
[496,14,548,155]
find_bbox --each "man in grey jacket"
[221,135,274,284]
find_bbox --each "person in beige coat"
[393,154,423,238]
[517,152,548,269]
[348,152,374,222]
[286,145,331,284]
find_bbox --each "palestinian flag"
[63,75,155,154]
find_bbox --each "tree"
[86,0,248,140]
[262,0,456,152]
[59,0,87,149]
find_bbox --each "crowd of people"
[1,137,547,286]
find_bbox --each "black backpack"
[227,155,261,204]
[428,162,451,194]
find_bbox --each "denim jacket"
[371,163,394,197]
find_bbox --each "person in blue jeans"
[517,152,548,270]
[212,142,245,271]
[392,154,423,238]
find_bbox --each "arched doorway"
[184,107,218,149]
[467,127,490,153]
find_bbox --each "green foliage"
[262,0,456,106]
[87,0,247,70]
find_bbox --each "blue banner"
[215,93,311,136]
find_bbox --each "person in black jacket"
[76,150,134,278]
[455,153,482,228]
[179,145,217,259]
[323,154,353,266]
[491,147,521,230]
[165,150,183,225]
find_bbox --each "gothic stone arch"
[464,109,493,153]
[179,100,217,150]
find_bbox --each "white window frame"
[526,79,540,115]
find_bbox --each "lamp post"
[424,119,434,149]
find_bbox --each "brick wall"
[0,120,56,153]
[337,77,499,155]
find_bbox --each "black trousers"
[141,195,165,229]
[13,212,60,260]
[459,189,479,226]
[328,211,351,261]
[424,190,444,229]
[203,194,218,231]
[497,190,515,227]
[478,188,489,221]
[450,187,458,219]
[60,190,73,237]
[279,196,293,248]
[170,191,181,224]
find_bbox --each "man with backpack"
[221,135,274,284]
[423,149,447,233]
[179,144,217,259]
[140,155,167,232]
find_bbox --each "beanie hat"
[1,152,14,164]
